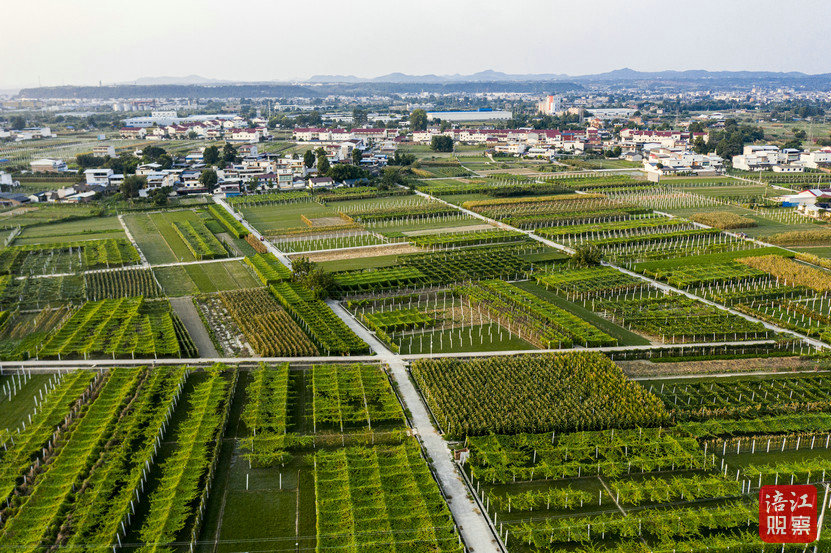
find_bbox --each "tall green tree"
[303,150,316,168]
[199,168,218,189]
[120,175,145,199]
[430,135,453,152]
[316,150,330,174]
[351,148,363,165]
[409,109,428,131]
[203,145,220,165]
[222,143,238,164]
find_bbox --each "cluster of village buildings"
[2,107,830,213]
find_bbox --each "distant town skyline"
[4,0,831,89]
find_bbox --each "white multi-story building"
[643,147,724,175]
[83,168,114,186]
[801,148,831,169]
[732,145,803,172]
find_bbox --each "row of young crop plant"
[639,261,768,289]
[61,366,189,551]
[361,307,437,333]
[402,244,538,284]
[411,353,668,438]
[333,245,541,294]
[269,281,369,354]
[738,254,831,293]
[244,252,292,285]
[310,363,404,433]
[84,268,162,300]
[508,207,652,230]
[543,222,706,248]
[272,232,391,253]
[454,280,617,347]
[683,280,831,343]
[333,266,429,293]
[0,368,147,552]
[462,193,599,211]
[536,266,648,301]
[315,185,412,203]
[593,292,772,343]
[0,238,140,275]
[314,441,463,553]
[580,227,723,250]
[137,368,235,553]
[219,288,319,356]
[227,190,312,207]
[607,235,756,265]
[172,219,228,259]
[646,374,831,421]
[0,306,74,360]
[342,202,458,220]
[0,370,96,507]
[535,215,683,239]
[240,363,295,466]
[408,228,527,250]
[508,500,757,551]
[466,427,700,484]
[35,297,194,360]
[207,204,248,238]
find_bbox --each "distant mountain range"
[109,68,831,86]
[312,68,831,84]
[15,68,831,100]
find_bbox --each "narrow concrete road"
[327,300,502,553]
[169,296,219,358]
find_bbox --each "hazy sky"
[4,0,831,88]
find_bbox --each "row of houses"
[120,119,268,143]
[642,147,724,176]
[733,145,831,172]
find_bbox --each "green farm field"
[153,260,260,296]
[14,216,125,245]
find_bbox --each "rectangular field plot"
[347,289,538,354]
[153,260,260,296]
[411,352,668,437]
[0,365,438,553]
[124,210,223,264]
[535,266,774,344]
[196,288,319,357]
[0,238,140,276]
[189,364,458,553]
[14,216,125,245]
[34,297,197,359]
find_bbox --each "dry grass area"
[291,242,420,263]
[620,356,824,378]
